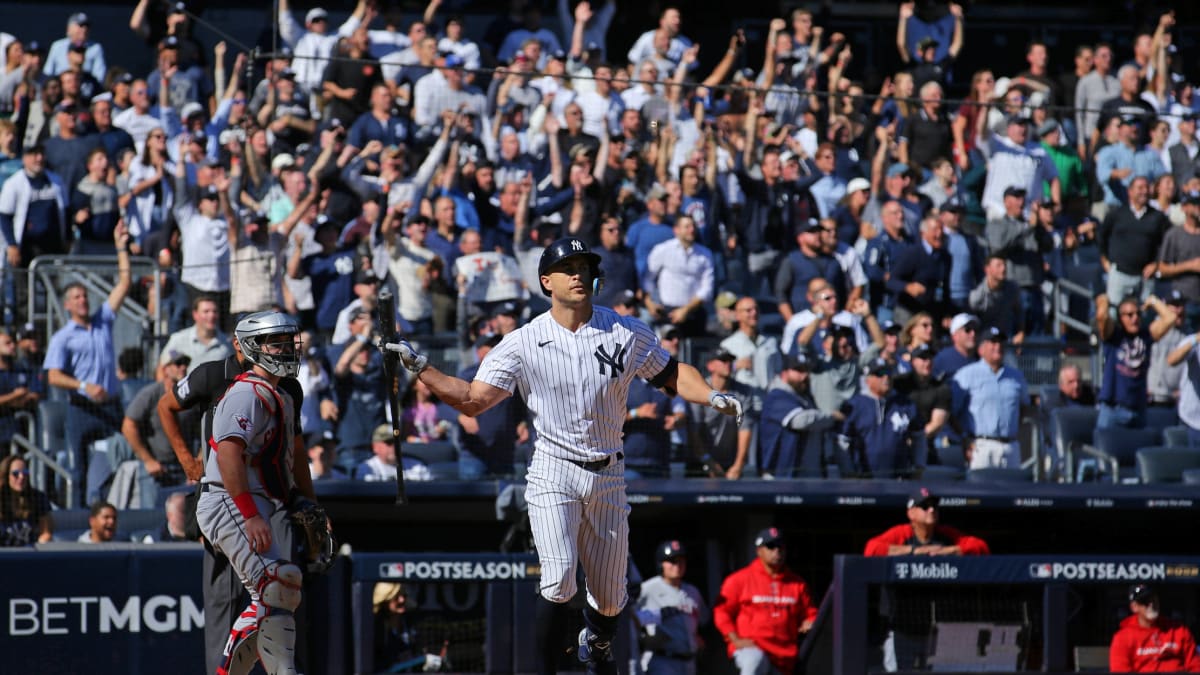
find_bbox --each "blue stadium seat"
[1144,407,1180,432]
[1050,407,1097,482]
[1183,469,1200,485]
[403,441,459,480]
[1164,426,1191,448]
[919,465,964,482]
[1079,427,1162,483]
[1136,447,1200,484]
[965,467,1032,483]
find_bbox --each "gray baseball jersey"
[475,305,671,613]
[637,576,709,667]
[203,375,297,499]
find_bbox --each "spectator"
[113,79,179,152]
[256,67,316,157]
[43,103,101,192]
[0,144,69,270]
[331,309,388,451]
[1096,65,1157,150]
[818,217,867,304]
[0,454,52,546]
[898,82,952,173]
[1110,584,1200,673]
[1147,291,1189,408]
[355,424,432,482]
[1167,326,1200,448]
[70,146,120,255]
[382,214,436,336]
[969,255,1024,341]
[887,216,950,327]
[759,353,838,479]
[952,327,1030,468]
[297,336,337,437]
[1075,43,1116,157]
[436,14,483,72]
[123,126,174,253]
[1157,191,1200,330]
[306,430,347,481]
[158,296,234,369]
[1098,176,1171,304]
[721,296,783,392]
[278,0,367,97]
[933,312,979,378]
[44,224,131,504]
[174,168,233,324]
[625,183,673,280]
[775,220,846,321]
[498,7,565,68]
[593,215,637,309]
[456,334,527,479]
[0,328,38,450]
[863,486,990,670]
[786,280,880,359]
[917,158,964,212]
[689,350,758,480]
[347,83,411,153]
[981,114,1060,221]
[712,527,817,675]
[862,199,911,321]
[840,357,920,478]
[938,203,981,312]
[1096,117,1140,208]
[402,378,454,444]
[1039,363,1096,475]
[1167,113,1200,195]
[1095,294,1178,430]
[141,491,189,543]
[44,12,106,83]
[288,215,358,336]
[322,25,382,126]
[627,7,692,70]
[116,352,191,509]
[637,539,709,673]
[622,375,680,479]
[732,143,815,299]
[892,344,952,467]
[77,500,118,543]
[1038,120,1087,202]
[644,215,714,337]
[228,206,284,318]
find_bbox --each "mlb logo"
[1030,564,1052,579]
[380,563,405,578]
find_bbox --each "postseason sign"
[880,556,1200,584]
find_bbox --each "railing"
[11,431,75,509]
[1052,277,1094,339]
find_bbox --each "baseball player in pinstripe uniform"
[386,237,743,675]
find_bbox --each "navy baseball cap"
[781,352,812,372]
[656,540,687,564]
[1166,289,1186,305]
[865,357,893,377]
[907,486,940,509]
[910,344,935,360]
[755,527,784,548]
[1003,185,1027,198]
[980,326,1007,343]
[199,185,220,200]
[706,349,736,363]
[1183,190,1200,206]
[882,320,902,334]
[492,301,520,318]
[1129,584,1157,604]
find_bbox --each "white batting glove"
[382,339,429,373]
[709,391,744,426]
[422,654,443,671]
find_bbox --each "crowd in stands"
[1,0,1200,521]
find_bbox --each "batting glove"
[709,391,744,426]
[383,339,429,373]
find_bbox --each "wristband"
[356,333,370,344]
[629,408,638,420]
[233,493,260,520]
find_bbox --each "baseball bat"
[376,288,407,506]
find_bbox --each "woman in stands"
[0,454,53,546]
[951,69,995,170]
[899,311,936,369]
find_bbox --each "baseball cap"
[1182,190,1200,206]
[942,198,967,213]
[910,344,935,360]
[881,319,902,335]
[276,67,297,80]
[1166,289,1186,305]
[164,349,191,366]
[70,12,89,26]
[950,313,979,334]
[1036,119,1060,137]
[655,540,687,564]
[886,163,910,179]
[68,42,88,54]
[171,2,188,15]
[779,150,798,164]
[473,333,503,350]
[16,323,36,341]
[617,289,637,307]
[548,49,567,62]
[199,185,221,201]
[25,40,43,55]
[1003,185,1027,199]
[621,147,640,162]
[306,7,329,23]
[781,352,812,372]
[271,153,296,171]
[906,486,940,509]
[1118,116,1139,127]
[354,267,379,285]
[585,41,601,53]
[314,214,338,232]
[846,177,871,194]
[865,357,893,377]
[754,527,784,548]
[190,130,208,146]
[1007,112,1031,125]
[802,219,824,234]
[1129,584,1157,605]
[162,35,180,50]
[181,101,205,120]
[715,291,739,310]
[656,325,679,341]
[305,429,336,448]
[443,54,465,68]
[980,326,1007,343]
[22,142,45,156]
[492,301,521,318]
[115,72,134,84]
[646,183,668,201]
[372,424,394,443]
[705,349,736,363]
[52,101,77,115]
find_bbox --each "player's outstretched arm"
[419,365,511,417]
[665,361,743,424]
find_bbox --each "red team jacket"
[712,559,819,673]
[862,524,991,556]
[1110,615,1200,672]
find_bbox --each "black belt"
[975,435,1015,443]
[200,481,225,493]
[569,452,624,472]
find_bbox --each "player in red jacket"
[712,527,818,674]
[1111,584,1200,673]
[863,486,991,557]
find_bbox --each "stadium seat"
[1183,469,1200,485]
[1073,645,1110,671]
[404,441,459,480]
[1079,427,1162,483]
[1135,447,1200,484]
[965,467,1032,483]
[39,400,67,454]
[1144,406,1180,431]
[1050,407,1097,482]
[1163,426,1191,448]
[918,465,964,482]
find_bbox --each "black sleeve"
[173,361,224,411]
[932,384,952,412]
[280,377,305,428]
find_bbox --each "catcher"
[195,312,333,675]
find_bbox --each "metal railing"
[11,431,75,509]
[1052,278,1094,339]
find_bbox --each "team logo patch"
[234,414,253,432]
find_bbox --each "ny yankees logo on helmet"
[594,343,627,377]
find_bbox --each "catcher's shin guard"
[218,604,260,675]
[256,561,303,675]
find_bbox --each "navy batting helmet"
[537,237,603,297]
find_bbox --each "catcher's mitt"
[289,500,337,575]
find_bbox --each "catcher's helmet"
[537,237,603,297]
[236,311,302,378]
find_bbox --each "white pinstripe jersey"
[475,305,670,462]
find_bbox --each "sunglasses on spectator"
[817,293,835,302]
[11,469,29,477]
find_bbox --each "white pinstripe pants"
[525,451,630,615]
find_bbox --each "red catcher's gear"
[1110,614,1200,672]
[712,559,818,673]
[862,524,991,556]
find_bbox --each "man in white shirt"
[158,296,234,369]
[626,7,693,69]
[644,215,714,337]
[355,424,432,482]
[720,296,783,391]
[43,12,106,83]
[277,0,366,95]
[387,214,437,336]
[173,180,232,326]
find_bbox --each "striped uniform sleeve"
[474,331,524,394]
[629,318,671,381]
